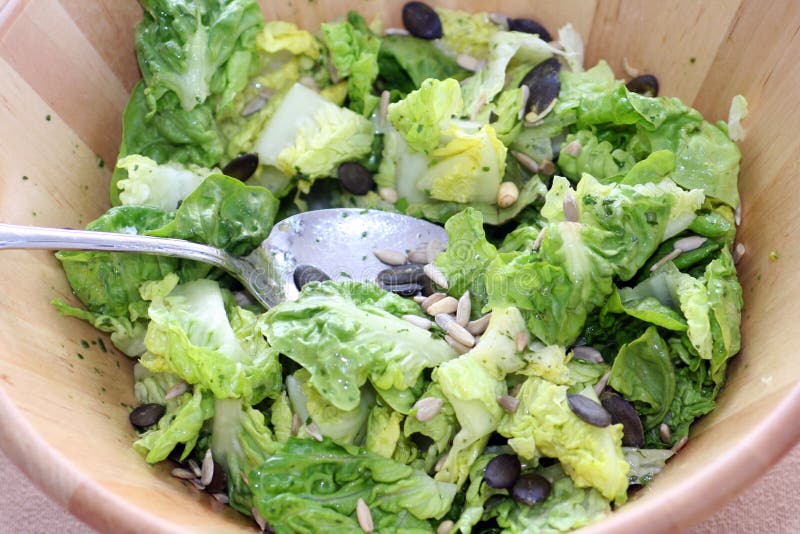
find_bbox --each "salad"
[53,1,747,532]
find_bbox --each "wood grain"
[1,1,799,533]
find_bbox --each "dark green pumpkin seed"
[204,461,228,494]
[293,265,331,290]
[222,153,259,181]
[511,473,552,505]
[402,2,443,39]
[381,282,424,296]
[484,454,521,489]
[337,162,375,195]
[507,18,552,41]
[519,57,561,115]
[129,403,165,430]
[377,264,426,286]
[600,392,645,447]
[567,393,612,427]
[626,74,660,97]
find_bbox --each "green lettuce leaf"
[556,130,636,182]
[435,8,499,59]
[115,155,217,210]
[377,35,470,95]
[387,78,463,154]
[262,281,455,411]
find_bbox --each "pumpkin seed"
[511,473,552,506]
[566,394,612,427]
[626,74,659,97]
[402,1,442,39]
[222,153,259,181]
[484,454,521,489]
[600,392,645,447]
[338,162,374,195]
[519,57,561,116]
[507,18,552,41]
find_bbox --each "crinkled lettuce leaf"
[115,155,217,210]
[387,78,463,154]
[377,35,470,95]
[435,8,499,59]
[262,281,455,411]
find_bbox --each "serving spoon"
[0,209,449,308]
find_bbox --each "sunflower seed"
[171,468,198,480]
[673,236,707,252]
[241,472,251,487]
[373,248,407,265]
[497,181,520,208]
[413,295,427,304]
[734,243,746,264]
[672,436,688,453]
[446,321,476,348]
[407,248,429,264]
[190,479,206,491]
[306,422,324,442]
[489,13,509,29]
[650,249,682,271]
[456,53,486,72]
[327,58,340,84]
[530,227,546,252]
[445,335,470,355]
[421,292,446,312]
[164,381,188,401]
[540,159,556,175]
[201,448,214,487]
[384,27,410,36]
[438,520,455,534]
[379,187,399,203]
[563,191,579,222]
[594,371,611,396]
[252,507,268,531]
[622,57,641,78]
[567,394,612,427]
[414,397,444,422]
[356,498,374,533]
[572,345,604,364]
[242,95,268,117]
[403,314,432,330]
[660,423,672,444]
[299,76,319,92]
[510,150,540,173]
[497,395,520,413]
[456,292,471,326]
[426,240,446,263]
[188,459,202,478]
[735,202,742,226]
[380,90,391,127]
[515,331,529,352]
[212,493,229,504]
[423,263,449,289]
[427,296,458,316]
[562,140,582,157]
[466,313,492,335]
[509,382,523,398]
[290,413,301,437]
[434,453,448,472]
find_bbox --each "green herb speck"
[97,337,107,353]
[689,57,696,64]
[769,250,779,262]
[76,353,84,360]
[21,175,29,181]
[97,157,105,168]
[80,340,90,349]
[361,231,368,238]
[482,166,490,172]
[45,114,51,121]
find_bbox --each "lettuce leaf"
[115,155,217,210]
[377,35,470,95]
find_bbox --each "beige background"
[1,444,798,533]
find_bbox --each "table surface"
[0,444,797,533]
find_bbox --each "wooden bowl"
[1,1,798,532]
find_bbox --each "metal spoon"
[0,209,448,308]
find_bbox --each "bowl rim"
[1,381,799,533]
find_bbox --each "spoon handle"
[0,223,234,270]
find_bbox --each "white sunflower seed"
[414,397,444,422]
[540,159,556,175]
[299,76,319,92]
[373,248,407,265]
[164,380,189,401]
[497,181,520,208]
[424,263,449,289]
[510,150,540,173]
[489,13,509,29]
[379,187,399,203]
[563,191,579,222]
[435,313,455,330]
[673,236,707,252]
[497,395,520,413]
[407,248,429,264]
[379,90,390,127]
[446,321,476,348]
[200,448,214,487]
[438,520,456,534]
[650,248,682,271]
[445,335,471,355]
[515,331,529,352]
[426,240,446,263]
[466,313,492,335]
[427,296,458,316]
[734,242,746,264]
[672,436,689,453]
[659,423,672,444]
[509,382,523,398]
[456,292,471,326]
[434,453,448,472]
[403,314,432,330]
[384,27,410,36]
[171,468,198,480]
[242,95,268,117]
[413,295,427,304]
[212,493,229,504]
[532,227,546,252]
[187,459,202,478]
[622,56,641,78]
[290,413,301,437]
[562,140,582,157]
[421,292,446,312]
[356,498,374,533]
[594,371,611,396]
[252,507,268,531]
[735,202,742,226]
[456,53,486,72]
[306,422,324,442]
[190,479,206,491]
[572,345,604,364]
[328,59,340,84]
